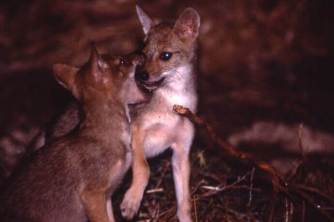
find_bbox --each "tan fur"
[121,6,200,222]
[0,47,145,222]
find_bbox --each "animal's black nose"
[135,68,149,82]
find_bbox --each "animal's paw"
[120,189,142,220]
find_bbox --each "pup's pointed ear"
[89,44,103,73]
[88,44,109,82]
[136,5,152,35]
[173,8,200,42]
[53,64,79,92]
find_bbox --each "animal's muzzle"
[135,68,150,82]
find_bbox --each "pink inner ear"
[175,21,195,40]
[185,23,195,35]
[175,14,199,40]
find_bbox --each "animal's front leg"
[172,145,192,222]
[80,190,112,222]
[171,122,194,222]
[106,198,115,222]
[121,126,150,220]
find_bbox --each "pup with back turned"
[3,5,200,222]
[120,6,200,222]
[0,46,145,222]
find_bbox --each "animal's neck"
[154,64,197,111]
[79,99,128,138]
[160,64,194,93]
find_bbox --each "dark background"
[0,0,333,221]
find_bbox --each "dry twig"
[173,104,334,222]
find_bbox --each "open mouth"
[139,77,165,91]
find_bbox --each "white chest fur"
[137,65,197,157]
[157,65,197,111]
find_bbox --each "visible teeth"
[141,77,165,91]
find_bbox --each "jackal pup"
[0,46,144,222]
[121,6,200,222]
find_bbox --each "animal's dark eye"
[119,58,125,65]
[119,57,130,66]
[160,52,173,61]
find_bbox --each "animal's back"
[0,139,85,222]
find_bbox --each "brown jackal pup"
[121,6,200,222]
[0,47,144,222]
